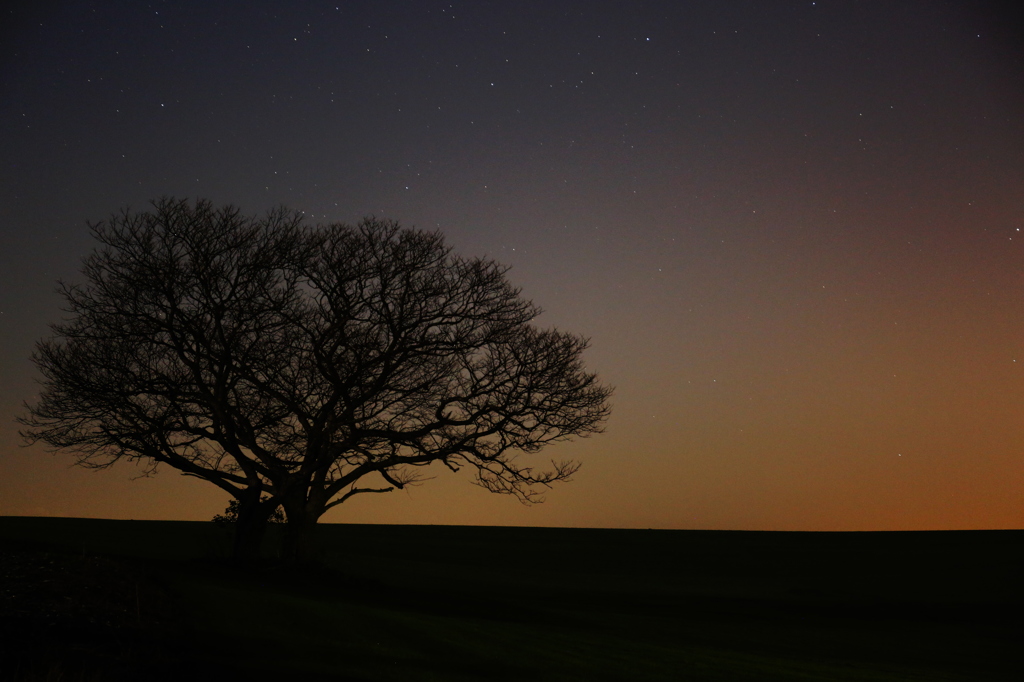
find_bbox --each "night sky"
[2,1,1022,530]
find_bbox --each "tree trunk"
[280,495,325,564]
[231,494,277,562]
[281,517,316,563]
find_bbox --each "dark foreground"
[0,517,1020,681]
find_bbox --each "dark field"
[1,517,1020,681]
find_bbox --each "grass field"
[1,517,1020,681]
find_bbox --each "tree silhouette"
[20,198,612,561]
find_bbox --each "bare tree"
[20,198,612,561]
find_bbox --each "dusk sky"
[1,1,1022,531]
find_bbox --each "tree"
[20,198,612,561]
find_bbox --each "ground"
[1,519,1020,681]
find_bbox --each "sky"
[1,0,1022,531]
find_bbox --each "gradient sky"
[1,1,1022,530]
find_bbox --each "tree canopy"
[20,198,612,560]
